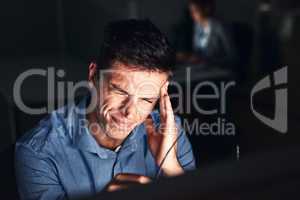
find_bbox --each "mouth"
[110,115,134,128]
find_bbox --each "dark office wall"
[23,0,60,55]
[216,0,258,25]
[62,0,187,60]
[0,0,260,58]
[63,0,128,60]
[0,0,61,56]
[0,1,25,56]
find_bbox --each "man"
[174,0,237,68]
[15,19,195,200]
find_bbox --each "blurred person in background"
[174,0,237,69]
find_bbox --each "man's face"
[189,3,205,24]
[95,62,168,141]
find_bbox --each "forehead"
[105,62,168,96]
[189,3,201,11]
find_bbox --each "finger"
[159,83,167,119]
[161,82,174,123]
[160,81,170,120]
[107,179,151,192]
[163,86,178,136]
[164,92,175,124]
[106,183,129,192]
[115,173,151,184]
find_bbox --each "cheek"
[136,102,155,119]
[99,94,125,115]
[190,9,201,21]
[98,84,124,106]
[192,13,200,21]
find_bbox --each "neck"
[197,18,209,28]
[86,110,123,150]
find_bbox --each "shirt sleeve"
[175,116,196,171]
[15,144,66,200]
[207,22,237,68]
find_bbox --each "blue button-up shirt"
[193,21,211,52]
[15,97,195,200]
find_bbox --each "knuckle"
[138,176,150,184]
[107,184,116,192]
[115,173,123,179]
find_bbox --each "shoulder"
[16,104,75,157]
[210,18,227,33]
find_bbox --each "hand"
[176,52,191,62]
[188,54,203,64]
[176,52,203,64]
[145,81,184,177]
[104,173,151,192]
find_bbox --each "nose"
[122,95,136,120]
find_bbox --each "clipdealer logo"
[250,66,288,134]
[13,66,288,135]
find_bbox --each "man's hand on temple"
[145,81,184,177]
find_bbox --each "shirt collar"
[195,20,211,36]
[73,96,110,158]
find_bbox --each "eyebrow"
[110,83,128,94]
[110,83,160,100]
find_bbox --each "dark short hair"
[96,19,175,75]
[188,0,215,17]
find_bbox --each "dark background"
[0,0,299,198]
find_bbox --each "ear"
[88,62,97,81]
[88,62,98,89]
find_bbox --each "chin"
[104,126,134,140]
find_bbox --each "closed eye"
[141,97,158,104]
[110,83,128,95]
[142,98,153,103]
